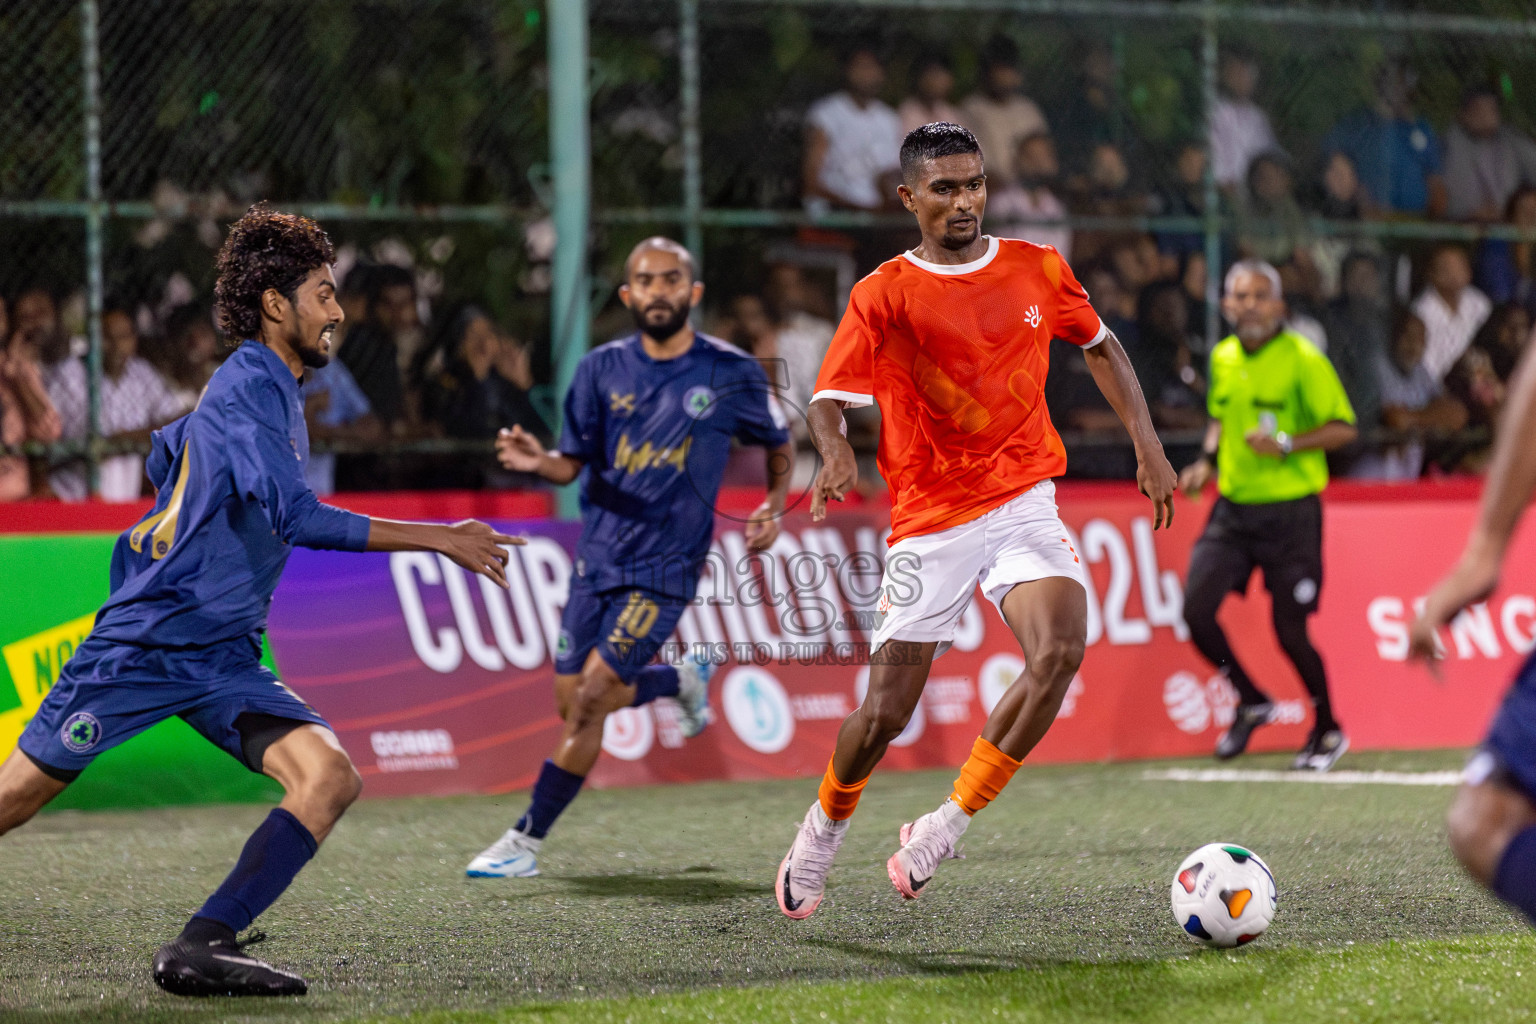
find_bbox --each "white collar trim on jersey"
[900,234,1000,276]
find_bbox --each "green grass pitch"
[2,749,1534,1023]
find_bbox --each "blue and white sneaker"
[466,827,541,878]
[674,650,717,739]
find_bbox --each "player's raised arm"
[365,518,522,589]
[1082,331,1178,529]
[1411,341,1536,661]
[497,425,582,485]
[806,398,858,522]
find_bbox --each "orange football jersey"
[812,235,1105,543]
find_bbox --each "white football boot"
[466,827,542,878]
[776,802,849,919]
[673,649,717,739]
[887,799,969,899]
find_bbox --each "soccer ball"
[1169,842,1277,948]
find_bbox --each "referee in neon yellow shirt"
[1178,260,1359,772]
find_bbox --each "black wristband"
[1200,447,1218,462]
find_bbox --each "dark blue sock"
[191,808,318,935]
[1493,824,1536,923]
[514,760,586,839]
[630,664,680,707]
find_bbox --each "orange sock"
[950,737,1023,816]
[817,759,870,821]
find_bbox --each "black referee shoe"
[153,932,307,997]
[1215,702,1275,760]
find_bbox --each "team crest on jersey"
[1024,304,1042,329]
[609,391,636,415]
[557,630,573,656]
[683,385,717,420]
[61,712,102,753]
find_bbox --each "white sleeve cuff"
[1079,319,1108,349]
[811,389,874,409]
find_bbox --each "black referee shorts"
[1186,494,1324,615]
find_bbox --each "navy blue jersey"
[559,332,790,599]
[90,341,370,653]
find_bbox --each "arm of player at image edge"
[1410,343,1536,666]
[745,438,796,552]
[806,397,858,523]
[364,517,522,590]
[1082,330,1179,529]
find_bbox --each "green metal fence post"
[81,0,103,496]
[549,0,592,520]
[680,0,704,271]
[1200,5,1221,352]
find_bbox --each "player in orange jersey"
[775,122,1177,918]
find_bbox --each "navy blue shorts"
[1481,650,1536,800]
[554,576,687,682]
[17,636,329,781]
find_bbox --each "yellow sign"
[0,613,96,756]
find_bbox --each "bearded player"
[465,237,793,879]
[0,205,518,995]
[776,122,1178,918]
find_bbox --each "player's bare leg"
[155,723,361,997]
[889,577,1086,899]
[777,640,938,918]
[0,748,69,837]
[1449,779,1536,890]
[468,652,635,878]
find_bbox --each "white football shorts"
[870,480,1087,656]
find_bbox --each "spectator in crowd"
[897,51,962,136]
[802,47,904,213]
[1317,150,1370,221]
[761,263,835,428]
[1131,280,1206,429]
[1325,251,1392,433]
[301,355,382,497]
[1067,142,1146,262]
[1235,151,1314,286]
[1055,42,1132,178]
[1211,49,1279,192]
[0,297,62,502]
[1322,61,1447,218]
[1151,141,1211,268]
[1472,300,1532,383]
[960,35,1048,187]
[1446,346,1505,433]
[1443,86,1536,223]
[987,132,1071,258]
[11,287,72,372]
[337,264,420,430]
[422,306,548,488]
[142,304,221,412]
[48,304,184,502]
[1368,309,1468,480]
[1412,244,1492,381]
[1475,186,1536,312]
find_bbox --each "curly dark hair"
[213,203,335,343]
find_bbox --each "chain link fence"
[5,1,1536,497]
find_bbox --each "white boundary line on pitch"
[1141,768,1466,787]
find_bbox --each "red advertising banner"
[259,484,1535,797]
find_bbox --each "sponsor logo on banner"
[855,665,924,746]
[722,667,794,753]
[976,654,1082,719]
[1162,672,1305,735]
[370,729,459,772]
[0,612,96,756]
[602,707,655,761]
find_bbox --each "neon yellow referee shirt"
[1207,329,1356,505]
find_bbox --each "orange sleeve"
[1047,248,1108,349]
[811,278,881,408]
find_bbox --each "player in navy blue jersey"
[0,205,518,997]
[465,237,793,879]
[1411,340,1536,927]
